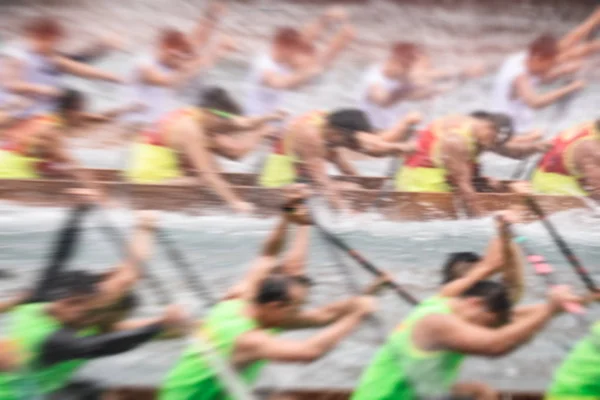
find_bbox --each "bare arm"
[224,216,289,301]
[262,66,321,90]
[579,145,600,200]
[442,138,481,216]
[379,112,422,143]
[440,234,506,298]
[558,8,600,51]
[317,24,354,68]
[300,142,345,210]
[420,304,555,356]
[280,225,311,276]
[190,1,225,49]
[2,57,61,97]
[367,83,409,108]
[282,297,360,329]
[179,118,245,209]
[513,74,583,109]
[329,148,359,176]
[225,111,285,132]
[235,306,368,363]
[493,139,546,160]
[359,136,417,158]
[97,213,155,306]
[54,56,121,83]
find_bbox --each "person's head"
[385,42,419,79]
[527,34,559,75]
[199,87,243,116]
[157,28,193,68]
[470,110,514,150]
[84,292,139,328]
[253,273,312,327]
[47,271,103,328]
[441,252,482,284]
[457,280,512,327]
[57,88,85,125]
[24,17,64,54]
[325,109,373,150]
[271,27,305,66]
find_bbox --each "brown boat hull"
[0,178,589,222]
[107,387,544,400]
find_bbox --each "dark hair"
[159,28,193,54]
[470,111,514,145]
[529,34,559,59]
[57,88,84,115]
[200,87,243,116]
[274,27,303,48]
[50,271,101,300]
[255,274,292,304]
[327,109,373,149]
[104,292,139,314]
[461,280,512,325]
[441,252,482,284]
[390,42,419,69]
[24,17,64,38]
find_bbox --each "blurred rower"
[532,118,600,199]
[2,17,122,119]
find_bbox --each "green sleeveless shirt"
[352,296,465,400]
[160,300,276,400]
[0,303,97,400]
[546,321,600,399]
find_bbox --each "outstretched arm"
[558,8,600,52]
[234,298,373,363]
[55,56,121,83]
[180,118,249,212]
[514,73,584,109]
[442,138,481,216]
[224,215,290,301]
[280,225,311,277]
[97,212,156,306]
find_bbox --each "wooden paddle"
[524,195,598,293]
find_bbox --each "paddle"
[524,195,598,293]
[93,209,172,305]
[155,227,218,305]
[308,200,419,305]
[505,221,584,314]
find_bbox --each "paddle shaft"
[506,223,583,314]
[156,228,218,306]
[313,218,419,305]
[524,196,598,293]
[94,208,172,305]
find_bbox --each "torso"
[4,43,62,118]
[358,64,411,130]
[491,52,540,133]
[245,53,293,116]
[538,122,599,178]
[125,54,179,124]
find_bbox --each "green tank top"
[160,300,275,400]
[546,321,600,398]
[352,296,465,400]
[0,303,97,400]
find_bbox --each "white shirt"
[245,53,292,116]
[2,42,63,117]
[357,64,411,131]
[491,51,540,133]
[125,54,180,124]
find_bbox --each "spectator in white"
[357,42,485,142]
[244,7,354,118]
[1,17,122,119]
[491,8,600,134]
[125,2,233,126]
